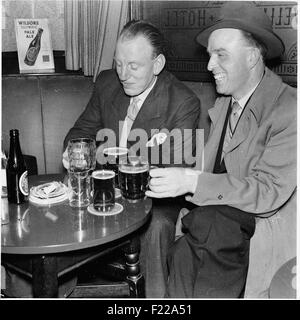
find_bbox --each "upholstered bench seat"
[2,75,215,174]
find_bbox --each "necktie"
[222,100,241,159]
[228,101,241,138]
[119,97,140,148]
[127,97,140,122]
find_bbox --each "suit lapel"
[247,67,283,125]
[203,97,230,171]
[131,77,165,134]
[208,98,229,126]
[224,67,282,155]
[111,87,130,121]
[132,95,161,129]
[224,109,251,154]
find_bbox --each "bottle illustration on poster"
[24,28,43,66]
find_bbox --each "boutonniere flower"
[146,132,168,147]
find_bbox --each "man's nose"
[118,65,130,81]
[207,55,217,71]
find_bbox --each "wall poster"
[15,18,55,73]
[141,1,297,86]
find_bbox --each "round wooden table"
[1,174,152,297]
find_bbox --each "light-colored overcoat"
[190,67,297,298]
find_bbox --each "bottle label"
[19,171,29,196]
[26,47,38,62]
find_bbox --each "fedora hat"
[196,1,284,59]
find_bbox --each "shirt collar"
[130,76,157,110]
[232,79,261,110]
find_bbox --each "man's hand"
[146,167,201,198]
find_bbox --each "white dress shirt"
[119,77,157,147]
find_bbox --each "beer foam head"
[92,170,115,179]
[119,164,149,174]
[103,147,128,156]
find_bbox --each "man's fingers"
[145,190,172,198]
[149,168,168,177]
[149,177,167,186]
[148,185,170,194]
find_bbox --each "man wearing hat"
[146,1,296,298]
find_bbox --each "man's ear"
[248,47,261,70]
[153,54,166,75]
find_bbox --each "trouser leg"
[167,205,255,298]
[139,198,182,298]
[166,236,195,297]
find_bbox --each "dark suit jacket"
[64,69,201,166]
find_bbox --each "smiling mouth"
[214,73,226,82]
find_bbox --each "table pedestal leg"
[124,237,145,298]
[32,255,58,298]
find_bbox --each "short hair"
[119,20,166,58]
[240,30,267,59]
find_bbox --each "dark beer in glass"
[119,157,149,201]
[103,147,128,187]
[92,170,115,212]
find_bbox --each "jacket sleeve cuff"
[188,171,228,206]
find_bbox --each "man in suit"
[63,21,200,166]
[147,2,296,298]
[63,20,201,297]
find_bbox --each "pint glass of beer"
[102,147,128,187]
[92,170,115,212]
[118,156,149,202]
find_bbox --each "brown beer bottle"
[6,129,28,204]
[24,28,43,66]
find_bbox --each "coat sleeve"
[189,89,297,215]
